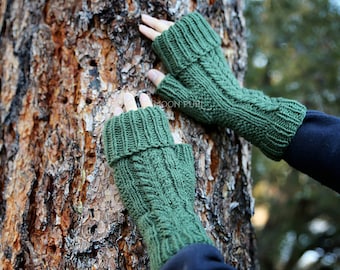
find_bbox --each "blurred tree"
[244,0,340,269]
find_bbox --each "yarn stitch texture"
[153,12,307,160]
[103,107,212,270]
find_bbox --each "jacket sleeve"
[283,110,340,192]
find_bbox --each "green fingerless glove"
[103,106,212,270]
[152,12,307,161]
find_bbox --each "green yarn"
[103,107,212,270]
[152,12,221,77]
[153,12,307,161]
[103,106,174,166]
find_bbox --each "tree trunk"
[0,0,255,269]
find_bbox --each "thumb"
[147,69,165,87]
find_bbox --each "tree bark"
[0,0,255,269]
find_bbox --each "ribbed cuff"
[229,92,307,160]
[103,106,174,166]
[260,98,307,160]
[152,12,221,76]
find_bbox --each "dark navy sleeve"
[283,110,340,192]
[161,243,236,270]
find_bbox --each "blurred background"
[243,0,340,269]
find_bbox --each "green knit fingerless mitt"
[152,12,307,161]
[103,106,212,270]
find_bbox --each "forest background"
[244,0,340,269]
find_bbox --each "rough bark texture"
[0,0,254,269]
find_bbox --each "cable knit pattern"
[153,12,307,160]
[103,107,212,270]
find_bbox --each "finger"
[124,93,138,112]
[160,19,175,27]
[147,69,166,87]
[139,93,153,108]
[139,24,161,41]
[114,107,124,116]
[141,14,172,33]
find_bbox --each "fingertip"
[138,24,146,32]
[160,19,175,27]
[138,24,146,35]
[139,93,153,108]
[139,24,160,41]
[124,93,138,111]
[141,14,151,23]
[123,92,134,100]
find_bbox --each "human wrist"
[256,97,307,160]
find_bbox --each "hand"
[139,14,170,87]
[113,92,153,116]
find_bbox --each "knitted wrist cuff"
[103,106,174,166]
[228,91,307,160]
[152,12,221,76]
[259,98,307,160]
